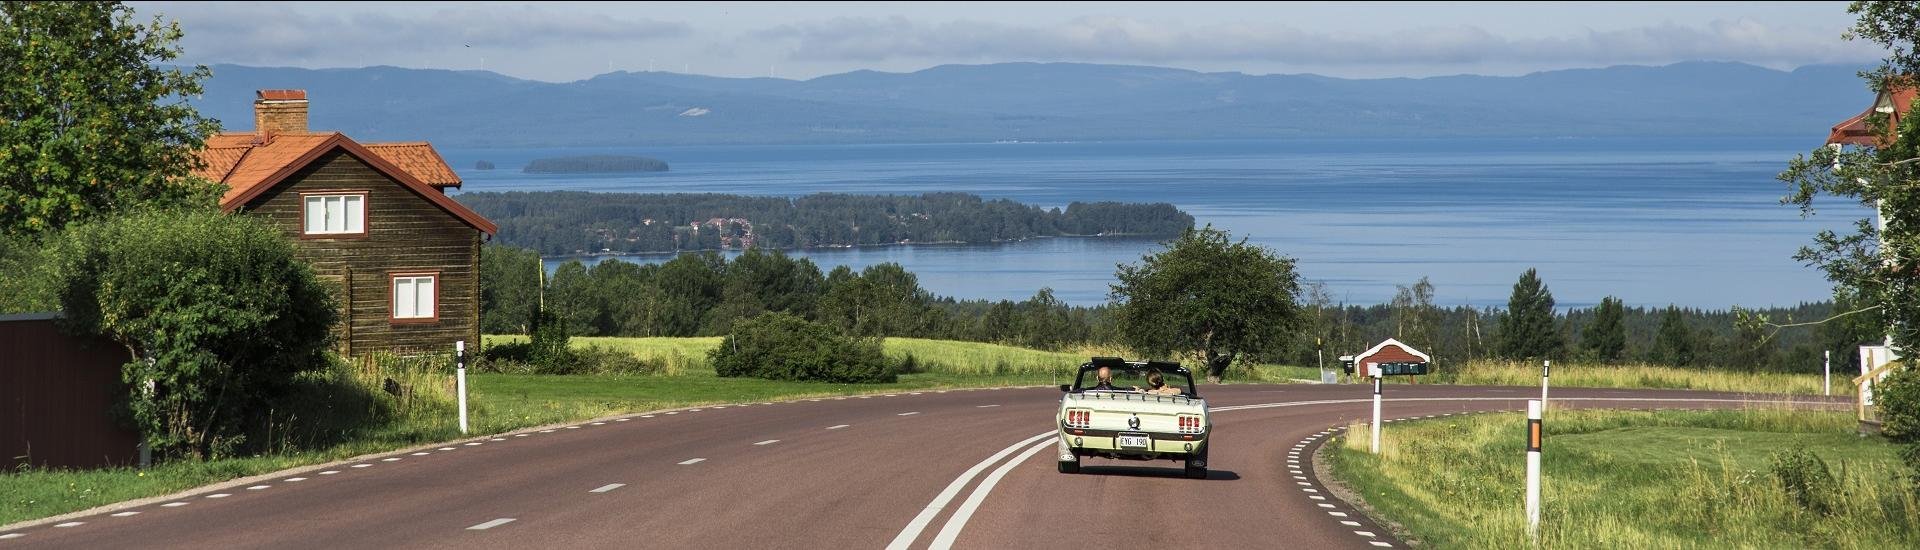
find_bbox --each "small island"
[523,155,669,174]
[473,160,495,170]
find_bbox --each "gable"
[215,135,495,235]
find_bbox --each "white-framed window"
[391,274,437,320]
[303,193,365,235]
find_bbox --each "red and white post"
[456,340,469,434]
[1539,360,1551,411]
[1371,376,1383,454]
[1526,399,1543,542]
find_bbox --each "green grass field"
[1437,360,1825,395]
[1330,409,1920,549]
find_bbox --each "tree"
[1581,296,1628,363]
[53,209,337,459]
[1776,1,1920,354]
[1651,305,1697,367]
[710,312,894,383]
[1390,277,1438,351]
[1,2,221,235]
[478,244,541,334]
[1111,226,1302,383]
[1498,268,1564,360]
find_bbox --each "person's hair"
[1147,371,1165,388]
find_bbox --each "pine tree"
[1498,268,1564,360]
[1581,296,1628,363]
[1652,305,1696,367]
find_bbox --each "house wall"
[239,150,482,355]
[0,314,141,470]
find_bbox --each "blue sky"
[131,1,1884,82]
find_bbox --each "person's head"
[1146,371,1165,389]
[1096,366,1112,382]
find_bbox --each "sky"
[130,1,1887,82]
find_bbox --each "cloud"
[143,3,689,65]
[750,16,1881,68]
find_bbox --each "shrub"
[1878,364,1920,444]
[1770,447,1837,516]
[53,209,338,459]
[711,312,895,383]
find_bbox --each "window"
[392,274,436,320]
[303,193,365,235]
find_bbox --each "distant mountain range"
[188,61,1876,148]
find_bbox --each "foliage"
[710,312,896,383]
[0,233,58,312]
[1110,226,1302,382]
[52,209,337,459]
[1389,276,1438,351]
[1580,296,1628,362]
[456,191,1194,255]
[1772,446,1839,516]
[817,263,936,337]
[0,1,221,236]
[478,243,541,334]
[1878,364,1920,443]
[527,305,573,369]
[1651,305,1698,367]
[1497,268,1564,360]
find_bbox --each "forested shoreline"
[455,191,1195,255]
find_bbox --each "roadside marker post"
[1370,376,1383,454]
[457,340,469,434]
[1823,350,1831,396]
[1540,360,1551,412]
[1525,399,1543,543]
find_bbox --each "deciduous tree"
[1110,226,1302,383]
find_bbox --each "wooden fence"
[0,313,140,470]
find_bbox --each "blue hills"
[191,61,1874,147]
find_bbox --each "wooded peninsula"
[454,191,1195,255]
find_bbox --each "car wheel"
[1184,465,1207,479]
[1058,460,1080,474]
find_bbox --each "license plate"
[1118,433,1150,448]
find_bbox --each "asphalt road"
[0,384,1845,549]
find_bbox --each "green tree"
[1581,296,1628,363]
[1390,277,1439,351]
[1,1,221,235]
[1776,1,1920,354]
[53,209,336,459]
[1651,305,1697,367]
[478,244,541,334]
[710,312,894,383]
[1498,268,1564,360]
[1111,226,1302,383]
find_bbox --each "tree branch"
[1760,305,1884,329]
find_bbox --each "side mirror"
[1059,384,1073,393]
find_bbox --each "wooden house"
[194,90,495,356]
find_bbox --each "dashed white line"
[827,424,850,430]
[976,404,1000,408]
[564,426,580,430]
[0,534,22,540]
[615,418,630,422]
[640,415,655,418]
[490,438,506,441]
[319,471,339,475]
[53,522,83,528]
[1302,488,1319,493]
[1309,495,1326,500]
[1355,531,1377,537]
[466,442,485,445]
[467,518,516,530]
[1297,482,1313,486]
[514,434,530,437]
[111,511,141,517]
[754,439,781,446]
[351,464,372,468]
[678,458,706,465]
[161,502,189,507]
[898,411,920,416]
[1329,511,1349,517]
[206,493,230,499]
[590,483,625,493]
[412,452,431,455]
[382,458,402,462]
[247,485,271,490]
[666,412,679,415]
[285,477,308,482]
[1342,521,1363,527]
[440,446,458,450]
[1317,504,1336,509]
[1370,542,1394,548]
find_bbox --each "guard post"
[1540,360,1551,411]
[1526,399,1543,542]
[456,340,469,434]
[1371,376,1383,454]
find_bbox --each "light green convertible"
[1055,357,1210,479]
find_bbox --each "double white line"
[885,431,1055,550]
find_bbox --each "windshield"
[1074,366,1195,397]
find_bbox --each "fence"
[0,313,140,470]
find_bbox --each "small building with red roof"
[194,90,494,356]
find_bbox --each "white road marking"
[1318,504,1336,509]
[383,458,401,462]
[286,477,309,482]
[590,483,625,493]
[615,418,630,422]
[1342,521,1363,526]
[927,438,1055,549]
[351,464,372,468]
[564,426,580,430]
[976,405,1000,408]
[1370,542,1394,548]
[1303,488,1319,493]
[412,452,431,456]
[514,434,530,437]
[755,439,781,446]
[319,471,339,475]
[1297,482,1312,486]
[1309,496,1326,500]
[0,534,22,539]
[490,438,506,441]
[54,522,83,528]
[440,446,458,450]
[827,424,850,430]
[1293,476,1308,480]
[247,485,271,490]
[679,458,706,465]
[666,412,679,415]
[1329,511,1349,517]
[1356,531,1377,537]
[161,502,189,507]
[466,442,485,445]
[467,518,515,530]
[885,431,1053,550]
[898,411,920,416]
[111,511,141,517]
[641,415,655,418]
[206,494,230,499]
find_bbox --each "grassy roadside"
[1433,360,1825,395]
[1329,409,1920,549]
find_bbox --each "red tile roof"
[257,89,307,101]
[192,132,494,235]
[1828,85,1918,147]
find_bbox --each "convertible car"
[1055,357,1210,479]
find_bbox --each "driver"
[1092,366,1116,390]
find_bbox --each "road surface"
[0,384,1842,549]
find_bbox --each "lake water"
[440,137,1864,309]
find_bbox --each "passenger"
[1138,371,1182,396]
[1092,366,1116,390]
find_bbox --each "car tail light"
[1177,415,1202,434]
[1066,409,1092,428]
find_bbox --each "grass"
[1330,408,1920,549]
[1426,360,1826,395]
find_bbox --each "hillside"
[189,61,1873,147]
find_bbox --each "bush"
[1771,447,1837,516]
[476,341,659,376]
[711,312,895,383]
[53,209,338,459]
[1878,364,1920,444]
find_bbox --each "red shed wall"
[0,315,140,470]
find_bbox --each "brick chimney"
[253,89,309,135]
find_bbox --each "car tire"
[1185,446,1208,479]
[1058,460,1080,474]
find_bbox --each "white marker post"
[1525,399,1543,543]
[1823,350,1831,396]
[1540,360,1551,412]
[456,340,469,434]
[1370,376,1383,454]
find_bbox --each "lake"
[440,137,1863,309]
